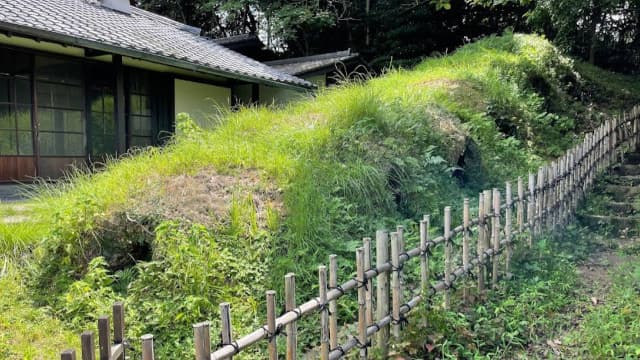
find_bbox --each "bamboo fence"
[61,106,640,360]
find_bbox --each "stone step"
[606,175,640,186]
[623,152,640,165]
[613,164,640,176]
[606,202,638,215]
[579,213,640,230]
[602,185,640,202]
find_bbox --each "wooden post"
[537,168,544,234]
[420,215,430,298]
[113,302,125,360]
[80,331,95,360]
[390,232,401,338]
[477,192,485,293]
[97,316,110,360]
[396,225,405,302]
[193,322,211,360]
[319,266,330,360]
[356,247,368,359]
[141,334,155,360]
[462,199,470,303]
[528,173,535,246]
[61,350,76,360]
[266,290,277,360]
[505,182,512,278]
[363,238,374,328]
[285,274,297,360]
[483,189,492,286]
[375,230,390,357]
[517,177,524,233]
[220,303,233,360]
[491,189,501,288]
[328,255,339,350]
[444,206,452,310]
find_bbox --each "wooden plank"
[505,182,512,277]
[98,316,110,360]
[141,334,155,360]
[491,189,500,288]
[0,156,36,182]
[420,215,430,301]
[319,266,330,360]
[444,206,452,309]
[356,247,368,359]
[477,192,485,293]
[285,274,297,360]
[363,238,374,328]
[528,173,535,247]
[112,302,124,360]
[193,322,211,360]
[81,331,95,360]
[390,232,401,338]
[462,199,470,303]
[375,230,389,357]
[61,349,76,360]
[266,291,277,360]
[220,303,233,360]
[328,255,338,350]
[517,177,524,233]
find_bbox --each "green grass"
[1,32,639,358]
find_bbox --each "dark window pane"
[38,108,54,131]
[0,104,14,130]
[89,92,104,113]
[15,78,31,105]
[0,130,17,155]
[130,115,152,136]
[103,113,115,134]
[129,94,141,114]
[91,135,116,155]
[37,83,83,109]
[91,112,105,135]
[39,132,85,156]
[140,95,151,116]
[63,110,83,133]
[130,136,152,147]
[35,57,82,85]
[0,77,9,102]
[17,131,33,155]
[16,106,31,131]
[0,51,31,76]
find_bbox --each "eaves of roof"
[0,21,315,91]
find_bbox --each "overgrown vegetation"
[1,33,639,358]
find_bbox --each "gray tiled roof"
[265,50,361,76]
[0,0,314,89]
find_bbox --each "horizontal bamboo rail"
[60,106,640,360]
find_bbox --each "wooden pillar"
[114,55,126,154]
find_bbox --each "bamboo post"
[505,182,512,278]
[483,189,492,285]
[356,247,368,359]
[81,331,95,360]
[319,266,330,360]
[420,215,430,299]
[375,230,390,357]
[528,173,535,247]
[517,177,524,233]
[390,232,401,338]
[328,255,339,350]
[444,206,452,310]
[396,225,405,301]
[141,334,155,360]
[462,199,470,303]
[491,189,500,288]
[477,192,485,293]
[220,303,233,360]
[285,274,297,360]
[266,291,277,360]
[61,350,76,360]
[363,238,374,327]
[193,322,211,360]
[98,316,110,360]
[113,302,125,360]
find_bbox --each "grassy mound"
[1,33,639,358]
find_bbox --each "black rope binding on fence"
[330,284,346,296]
